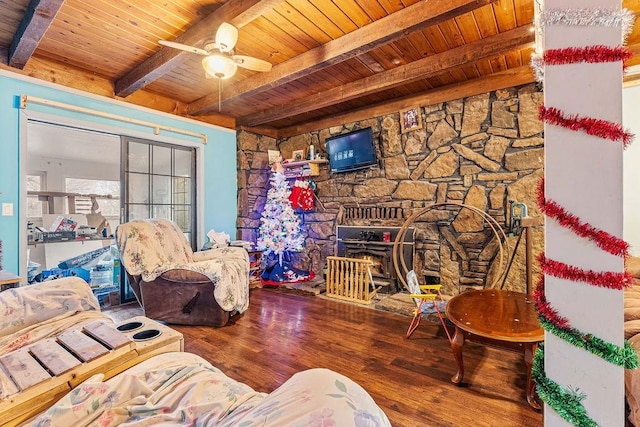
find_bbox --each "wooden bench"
[0,316,183,426]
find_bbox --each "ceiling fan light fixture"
[202,54,237,79]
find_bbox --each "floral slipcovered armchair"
[116,218,249,327]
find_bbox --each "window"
[123,138,196,246]
[65,178,120,217]
[26,174,43,217]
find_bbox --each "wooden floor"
[106,288,543,426]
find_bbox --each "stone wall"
[237,83,545,296]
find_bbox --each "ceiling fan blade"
[159,40,208,56]
[233,55,272,72]
[216,23,238,52]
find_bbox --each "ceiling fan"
[159,22,272,79]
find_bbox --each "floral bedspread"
[117,219,250,313]
[27,352,391,427]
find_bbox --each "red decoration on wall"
[533,277,571,330]
[543,45,631,66]
[539,254,633,290]
[537,179,629,257]
[539,105,634,147]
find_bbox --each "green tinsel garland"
[533,344,598,427]
[539,315,639,369]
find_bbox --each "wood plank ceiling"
[0,0,638,138]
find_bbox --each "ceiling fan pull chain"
[218,79,222,112]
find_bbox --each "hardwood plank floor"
[106,288,543,426]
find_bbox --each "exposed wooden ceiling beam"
[277,65,536,138]
[8,0,65,69]
[239,25,534,127]
[114,0,281,97]
[187,0,496,115]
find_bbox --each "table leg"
[524,342,541,410]
[450,326,465,384]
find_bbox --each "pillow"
[627,256,640,278]
[625,319,640,340]
[0,277,100,337]
[626,307,640,322]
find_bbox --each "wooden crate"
[325,256,376,304]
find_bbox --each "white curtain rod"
[20,95,208,144]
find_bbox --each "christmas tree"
[257,162,313,285]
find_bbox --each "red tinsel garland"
[537,179,629,257]
[538,253,633,290]
[539,105,634,147]
[543,45,631,66]
[533,276,571,330]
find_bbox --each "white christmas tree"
[257,166,305,256]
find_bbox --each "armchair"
[116,218,249,327]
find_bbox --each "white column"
[543,0,624,425]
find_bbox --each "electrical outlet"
[2,203,13,216]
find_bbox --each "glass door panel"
[120,137,197,302]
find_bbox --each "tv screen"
[325,127,377,173]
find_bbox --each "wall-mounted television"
[325,127,377,173]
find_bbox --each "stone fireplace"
[236,83,546,298]
[336,225,414,294]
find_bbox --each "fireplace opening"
[336,225,414,294]
[346,251,386,277]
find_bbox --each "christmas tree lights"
[257,163,313,285]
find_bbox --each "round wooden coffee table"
[445,289,544,409]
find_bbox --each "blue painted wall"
[0,71,237,274]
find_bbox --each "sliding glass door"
[120,137,197,300]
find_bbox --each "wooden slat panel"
[473,3,499,38]
[492,0,517,32]
[0,348,51,391]
[287,0,345,39]
[57,330,109,362]
[83,321,132,350]
[273,2,332,44]
[513,0,534,26]
[331,0,372,27]
[351,0,388,20]
[262,9,320,50]
[455,11,482,45]
[310,0,358,33]
[0,364,20,398]
[29,339,81,376]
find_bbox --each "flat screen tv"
[325,127,377,173]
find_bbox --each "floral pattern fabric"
[116,219,250,313]
[0,277,108,355]
[0,277,112,399]
[27,352,391,427]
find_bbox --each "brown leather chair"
[116,218,249,327]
